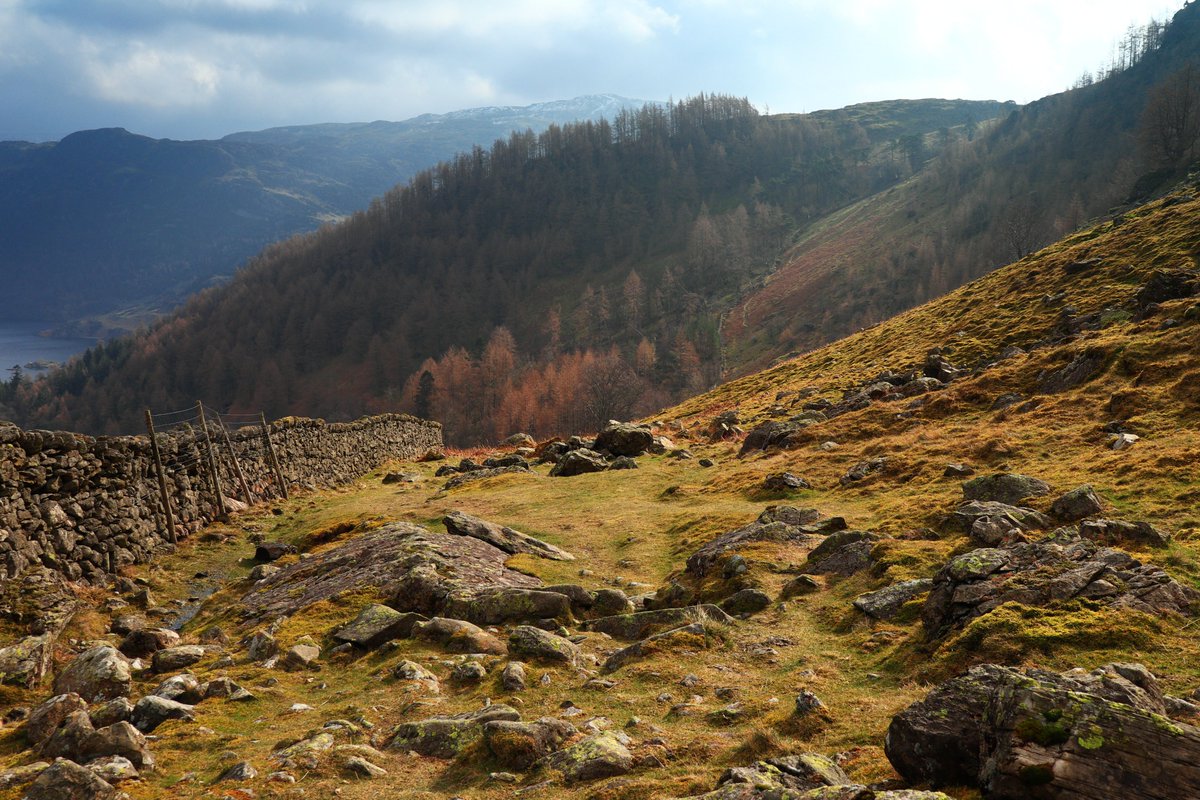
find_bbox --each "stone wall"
[0,414,442,583]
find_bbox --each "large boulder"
[854,579,934,620]
[442,588,573,626]
[483,718,577,769]
[23,759,117,800]
[0,633,54,688]
[386,705,521,758]
[535,731,633,784]
[886,663,1200,799]
[507,626,580,665]
[332,605,423,649]
[961,473,1051,505]
[150,645,206,673]
[1050,485,1104,522]
[53,647,131,703]
[78,721,154,769]
[131,695,195,733]
[549,449,609,477]
[118,628,180,659]
[593,423,654,457]
[412,617,507,655]
[26,694,88,748]
[443,511,575,561]
[801,531,884,576]
[922,536,1199,637]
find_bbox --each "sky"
[0,0,1185,142]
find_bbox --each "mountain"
[7,96,1013,437]
[1,184,1197,799]
[0,95,652,329]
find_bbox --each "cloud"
[0,0,1187,141]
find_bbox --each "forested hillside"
[9,95,1004,441]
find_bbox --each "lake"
[0,321,97,377]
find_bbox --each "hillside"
[0,185,1196,799]
[722,1,1200,374]
[11,96,1011,439]
[0,95,650,329]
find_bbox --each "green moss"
[1015,714,1071,746]
[1019,764,1055,785]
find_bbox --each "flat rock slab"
[602,622,711,673]
[961,473,1050,505]
[686,507,838,577]
[332,605,424,649]
[443,511,575,561]
[241,522,540,620]
[387,704,521,758]
[536,731,633,784]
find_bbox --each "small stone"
[215,761,258,783]
[1111,432,1140,450]
[452,662,487,683]
[794,690,827,718]
[502,661,527,692]
[343,756,387,777]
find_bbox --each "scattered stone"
[1039,349,1108,393]
[53,646,131,703]
[801,531,884,576]
[381,472,419,484]
[1111,432,1140,450]
[585,605,733,641]
[839,458,887,486]
[678,752,855,799]
[151,645,206,673]
[483,717,577,769]
[719,589,771,616]
[118,627,180,659]
[502,661,528,692]
[549,449,609,477]
[763,472,811,491]
[0,633,54,689]
[442,587,573,626]
[443,511,575,561]
[949,500,1052,535]
[793,690,827,718]
[508,626,580,665]
[23,758,117,800]
[854,579,934,620]
[78,721,154,769]
[1050,485,1104,521]
[961,473,1051,505]
[332,604,424,649]
[609,456,639,470]
[254,541,296,562]
[603,622,711,673]
[1077,518,1171,547]
[273,732,335,769]
[88,697,134,729]
[686,508,834,577]
[780,575,821,598]
[386,704,521,758]
[393,660,439,685]
[413,617,508,655]
[214,760,257,782]
[594,423,654,457]
[131,695,195,733]
[248,564,279,583]
[246,631,278,662]
[26,693,89,748]
[279,643,321,671]
[451,661,487,683]
[535,731,633,784]
[943,463,974,478]
[343,755,387,777]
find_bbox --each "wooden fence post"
[196,402,227,516]
[144,409,177,544]
[217,418,254,506]
[261,412,289,500]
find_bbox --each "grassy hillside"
[1,187,1196,799]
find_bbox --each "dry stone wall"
[0,414,441,583]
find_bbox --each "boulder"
[887,662,1200,799]
[443,511,575,561]
[1135,267,1199,307]
[719,589,771,615]
[0,633,54,688]
[603,622,711,673]
[0,762,50,791]
[591,588,635,617]
[853,579,934,620]
[412,617,507,655]
[279,644,320,671]
[118,627,180,659]
[332,604,423,649]
[392,660,439,685]
[1050,485,1104,521]
[442,587,573,626]
[1039,349,1108,393]
[583,605,733,641]
[507,626,580,665]
[839,458,887,486]
[131,695,194,733]
[763,472,812,491]
[549,449,608,477]
[40,710,94,760]
[949,500,1052,534]
[686,509,835,577]
[254,541,296,562]
[501,661,527,692]
[273,732,335,769]
[801,531,884,576]
[53,646,131,703]
[683,752,851,799]
[443,464,533,489]
[26,694,88,748]
[78,721,154,769]
[215,761,258,782]
[922,536,1199,637]
[1078,518,1171,547]
[246,631,278,662]
[483,717,577,769]
[451,661,487,683]
[89,698,134,728]
[386,704,521,758]
[152,673,200,704]
[961,473,1050,505]
[535,731,633,784]
[23,759,117,800]
[86,756,139,784]
[151,645,206,673]
[593,423,654,457]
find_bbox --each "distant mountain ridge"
[0,94,652,329]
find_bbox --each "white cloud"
[85,45,222,108]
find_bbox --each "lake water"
[0,321,97,376]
